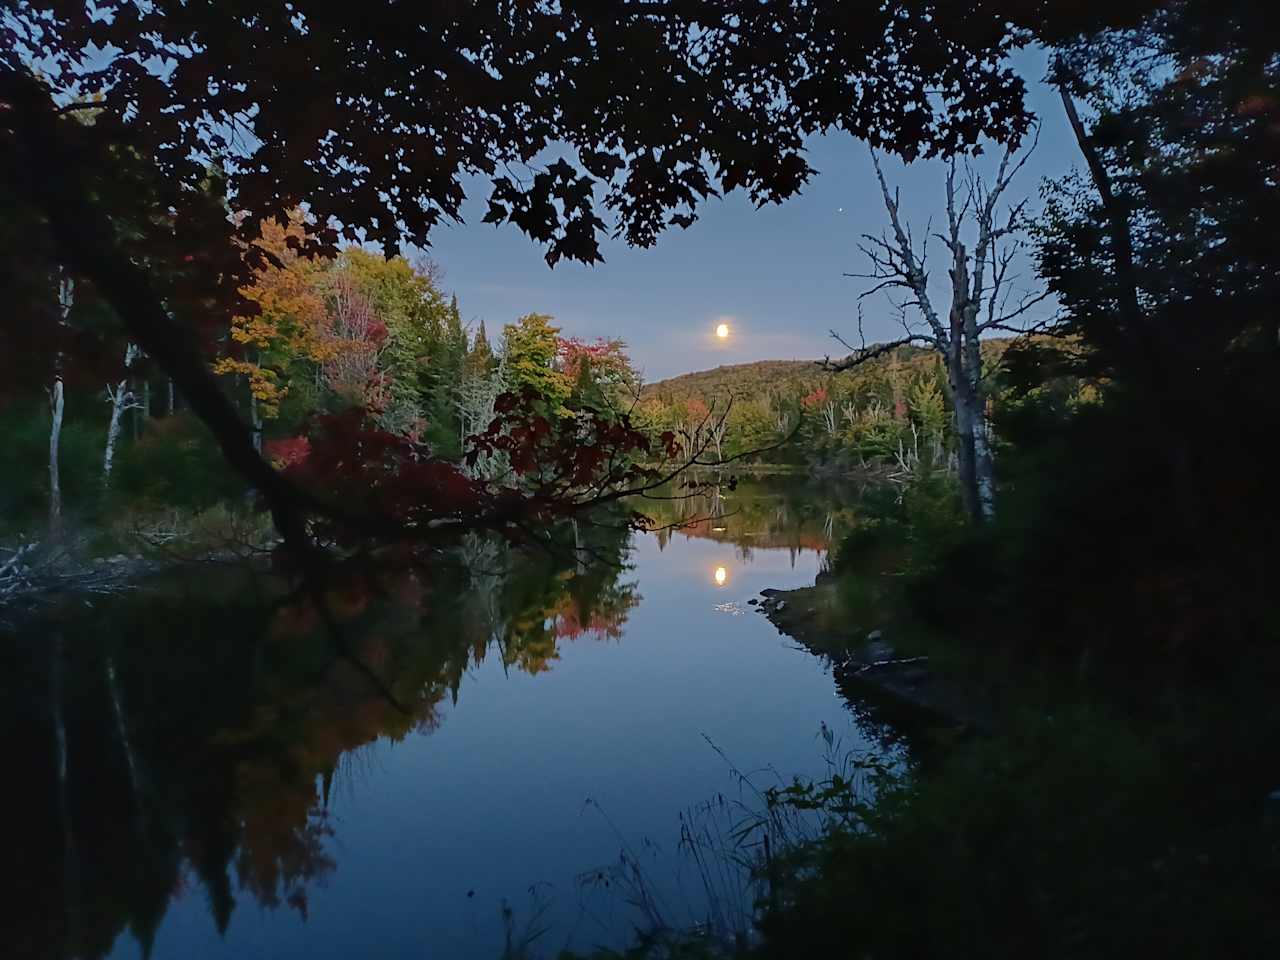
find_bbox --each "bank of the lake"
[714,475,1280,960]
[752,582,991,738]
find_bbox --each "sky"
[424,50,1080,382]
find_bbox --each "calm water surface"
[10,481,882,959]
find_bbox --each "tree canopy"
[0,0,1170,546]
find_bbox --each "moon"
[715,322,730,339]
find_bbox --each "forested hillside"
[636,340,1048,472]
[642,359,830,404]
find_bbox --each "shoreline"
[752,582,993,740]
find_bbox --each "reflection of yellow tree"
[497,547,640,674]
[644,477,854,555]
[12,534,640,960]
[234,762,335,918]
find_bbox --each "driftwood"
[0,543,38,593]
[851,656,929,677]
[1,540,141,614]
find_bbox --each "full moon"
[715,322,730,339]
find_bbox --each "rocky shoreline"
[751,583,992,738]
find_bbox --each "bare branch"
[821,335,933,372]
[980,289,1055,331]
[868,150,947,344]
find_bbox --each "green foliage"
[757,708,1280,959]
[502,313,572,414]
[0,399,106,531]
[110,413,247,510]
[338,247,456,435]
[906,375,947,438]
[639,344,1022,470]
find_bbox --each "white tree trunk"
[249,390,264,453]
[854,147,1041,524]
[972,411,996,520]
[49,275,73,534]
[103,344,141,486]
[102,382,128,484]
[49,377,64,531]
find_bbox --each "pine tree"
[465,319,495,378]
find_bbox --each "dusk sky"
[425,51,1078,382]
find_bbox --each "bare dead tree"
[830,134,1048,521]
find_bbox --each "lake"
[7,479,888,959]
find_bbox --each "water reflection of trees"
[646,476,859,564]
[7,524,636,959]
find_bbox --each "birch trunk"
[946,245,984,523]
[49,275,73,534]
[972,411,996,520]
[961,272,996,521]
[102,382,128,484]
[130,378,140,441]
[167,378,175,415]
[249,390,264,454]
[945,344,981,522]
[103,344,140,486]
[49,377,64,532]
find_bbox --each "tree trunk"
[972,408,996,520]
[49,376,64,533]
[944,254,983,523]
[950,378,981,522]
[102,380,129,485]
[49,274,72,536]
[962,312,996,521]
[103,344,140,486]
[948,238,995,523]
[249,390,264,454]
[15,79,312,551]
[130,378,140,441]
[167,378,175,415]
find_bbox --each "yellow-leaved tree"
[213,210,330,443]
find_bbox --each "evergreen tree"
[465,319,495,378]
[422,293,468,457]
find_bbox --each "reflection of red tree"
[553,602,622,641]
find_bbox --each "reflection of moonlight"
[714,566,728,586]
[715,322,730,339]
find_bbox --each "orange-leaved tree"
[212,211,331,443]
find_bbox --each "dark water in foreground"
[8,481,883,959]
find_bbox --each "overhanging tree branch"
[1056,79,1143,332]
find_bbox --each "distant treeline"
[636,340,1092,473]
